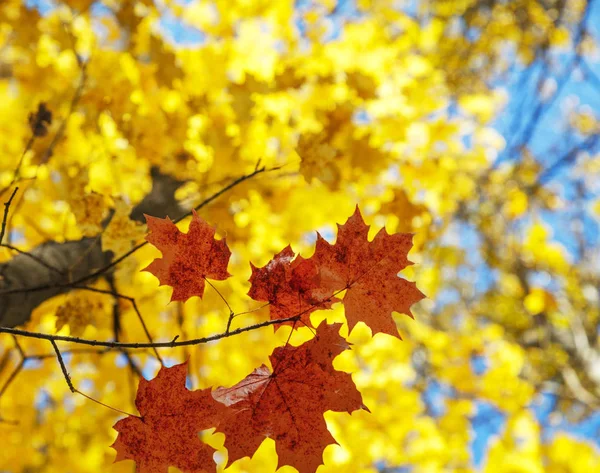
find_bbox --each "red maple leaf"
[112,362,224,473]
[143,210,231,302]
[248,246,338,330]
[212,321,368,473]
[309,206,425,338]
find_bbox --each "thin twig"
[106,275,146,376]
[50,339,75,393]
[0,243,65,275]
[0,360,24,399]
[0,134,35,200]
[225,313,235,334]
[50,338,139,417]
[26,348,111,360]
[0,188,18,244]
[175,302,190,369]
[1,315,301,349]
[11,335,25,358]
[72,285,163,364]
[0,349,11,376]
[0,340,25,399]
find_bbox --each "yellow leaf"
[101,197,146,255]
[55,293,104,337]
[524,288,556,315]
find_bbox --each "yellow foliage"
[544,435,600,472]
[55,291,108,337]
[0,0,598,472]
[101,198,146,255]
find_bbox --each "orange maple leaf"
[112,362,225,473]
[248,245,338,330]
[143,210,231,302]
[212,321,368,473]
[309,206,425,338]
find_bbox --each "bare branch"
[1,315,300,349]
[0,188,18,245]
[74,284,163,364]
[51,338,139,417]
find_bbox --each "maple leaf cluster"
[112,206,424,473]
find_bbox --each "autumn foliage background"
[1,0,600,472]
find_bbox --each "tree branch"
[0,315,300,349]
